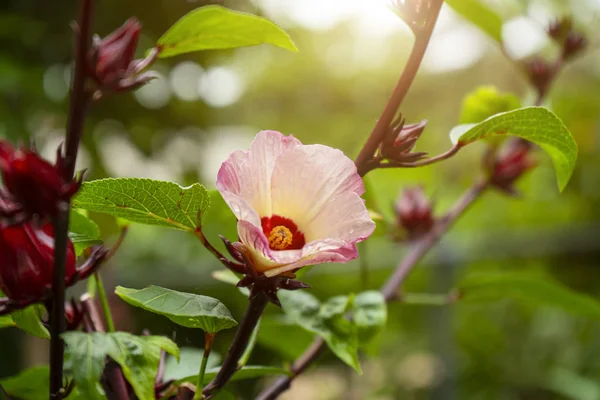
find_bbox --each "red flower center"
[261,215,306,251]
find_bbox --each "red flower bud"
[380,118,428,163]
[88,18,142,88]
[0,222,76,301]
[547,18,572,43]
[0,141,80,220]
[525,57,554,96]
[562,31,586,60]
[395,186,434,239]
[489,138,536,195]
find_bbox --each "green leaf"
[450,107,578,191]
[109,332,179,400]
[0,366,49,400]
[0,314,14,329]
[256,315,315,361]
[157,5,297,58]
[115,285,237,333]
[459,272,600,319]
[353,291,387,344]
[445,0,503,43]
[460,86,521,124]
[63,331,179,400]
[164,347,222,381]
[69,210,102,256]
[279,291,361,373]
[72,178,210,232]
[178,365,291,385]
[63,332,115,400]
[11,305,50,339]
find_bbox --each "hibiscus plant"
[0,1,588,400]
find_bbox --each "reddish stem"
[355,0,444,177]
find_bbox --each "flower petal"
[305,191,375,242]
[269,144,365,240]
[217,130,301,218]
[264,238,359,277]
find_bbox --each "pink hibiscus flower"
[217,130,375,277]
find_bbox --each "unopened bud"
[381,119,428,163]
[395,186,434,239]
[0,222,77,301]
[91,18,141,84]
[0,141,81,220]
[525,57,553,97]
[489,138,536,195]
[547,18,572,43]
[562,31,586,60]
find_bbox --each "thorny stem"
[354,0,444,177]
[194,333,216,400]
[257,180,489,400]
[50,0,93,398]
[94,273,115,332]
[202,292,268,398]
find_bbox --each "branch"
[355,0,444,177]
[50,1,94,397]
[257,180,489,400]
[376,143,463,170]
[202,292,269,398]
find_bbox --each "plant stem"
[256,180,488,400]
[49,207,70,399]
[194,332,216,400]
[202,292,268,398]
[238,319,260,367]
[94,273,115,332]
[354,0,444,177]
[49,0,93,398]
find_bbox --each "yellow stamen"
[268,225,293,250]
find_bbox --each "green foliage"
[0,314,14,329]
[72,178,210,232]
[353,291,387,343]
[156,5,298,58]
[279,290,361,373]
[445,0,503,43]
[0,366,49,400]
[69,209,102,256]
[256,315,315,361]
[460,86,521,124]
[63,331,178,400]
[459,272,600,319]
[163,347,222,381]
[178,365,291,385]
[450,107,578,191]
[11,305,49,339]
[115,285,237,333]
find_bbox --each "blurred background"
[2,0,600,398]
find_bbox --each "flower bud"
[562,31,586,60]
[489,138,536,195]
[395,186,434,239]
[380,119,428,163]
[525,57,553,97]
[0,141,81,220]
[90,18,141,86]
[0,222,76,301]
[547,18,572,43]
